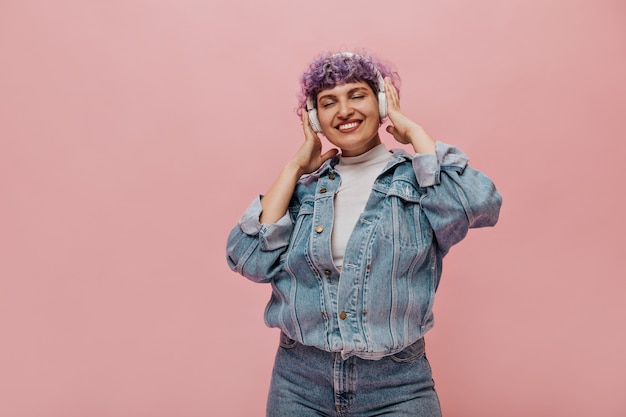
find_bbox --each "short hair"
[296,51,400,116]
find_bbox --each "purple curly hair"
[296,51,400,116]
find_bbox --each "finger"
[301,110,309,129]
[386,125,403,142]
[384,78,399,108]
[301,110,316,140]
[386,77,398,94]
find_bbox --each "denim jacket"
[226,142,501,360]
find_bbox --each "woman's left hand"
[384,77,436,154]
[384,77,419,144]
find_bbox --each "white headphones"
[306,52,388,133]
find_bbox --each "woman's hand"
[290,111,338,175]
[384,77,436,154]
[259,112,337,224]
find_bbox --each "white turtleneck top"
[331,143,393,268]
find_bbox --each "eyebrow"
[318,86,370,102]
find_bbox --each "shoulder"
[371,150,422,198]
[293,156,337,197]
[385,149,418,182]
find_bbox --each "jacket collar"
[314,147,413,177]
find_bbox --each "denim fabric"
[226,142,501,360]
[266,332,442,417]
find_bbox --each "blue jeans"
[267,333,442,417]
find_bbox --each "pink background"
[1,0,625,416]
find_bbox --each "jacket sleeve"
[413,142,502,255]
[225,195,293,283]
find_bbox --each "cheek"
[365,101,381,118]
[317,110,333,126]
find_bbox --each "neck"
[340,133,382,157]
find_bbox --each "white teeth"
[338,122,359,131]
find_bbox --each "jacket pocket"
[288,200,314,248]
[279,332,298,349]
[389,338,425,363]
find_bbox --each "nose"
[337,98,354,118]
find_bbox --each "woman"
[226,51,501,416]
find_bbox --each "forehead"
[317,81,373,99]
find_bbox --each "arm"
[382,78,501,253]
[226,195,294,282]
[260,111,338,223]
[226,111,338,282]
[416,144,502,255]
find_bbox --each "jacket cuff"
[412,142,469,186]
[238,195,292,251]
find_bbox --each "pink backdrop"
[1,1,625,416]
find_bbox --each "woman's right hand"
[290,111,338,176]
[259,111,338,224]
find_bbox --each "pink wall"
[1,0,625,416]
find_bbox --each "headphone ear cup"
[308,108,323,133]
[378,91,388,119]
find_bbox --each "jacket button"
[329,173,336,180]
[320,187,327,193]
[339,311,347,320]
[315,225,324,233]
[324,269,331,276]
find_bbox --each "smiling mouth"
[337,121,361,131]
